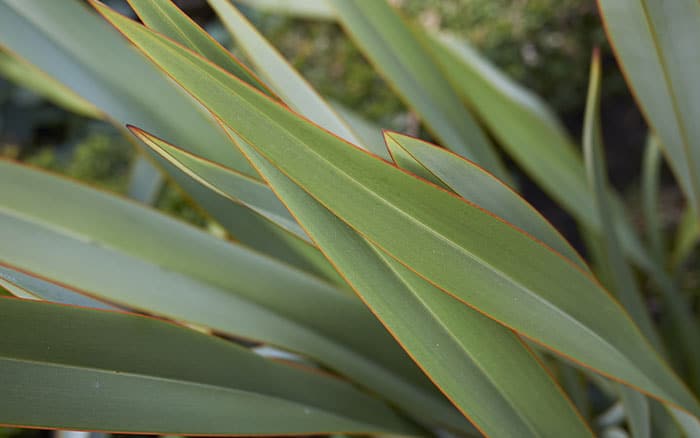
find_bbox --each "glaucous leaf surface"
[92,9,700,419]
[0,298,416,435]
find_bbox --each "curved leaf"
[0,160,461,432]
[383,131,588,271]
[0,298,415,435]
[132,128,306,239]
[206,0,369,150]
[92,0,700,419]
[582,51,662,352]
[326,0,510,182]
[0,48,101,118]
[127,0,273,96]
[0,0,332,277]
[598,0,700,216]
[225,139,594,437]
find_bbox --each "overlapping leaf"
[133,128,306,239]
[0,0,330,277]
[205,0,369,150]
[171,125,593,436]
[0,298,415,435]
[582,52,662,352]
[91,6,700,418]
[0,160,465,432]
[0,266,117,310]
[383,132,588,271]
[325,0,510,182]
[598,0,700,216]
[0,48,101,118]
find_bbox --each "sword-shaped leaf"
[0,48,101,118]
[167,125,594,436]
[0,298,415,435]
[206,0,370,150]
[0,0,329,276]
[598,0,700,216]
[0,265,117,311]
[325,0,510,182]
[127,0,273,96]
[383,131,588,271]
[92,0,700,419]
[132,129,306,239]
[0,160,459,432]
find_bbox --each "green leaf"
[207,0,373,152]
[235,0,335,20]
[0,298,415,435]
[235,137,592,437]
[598,0,700,216]
[0,0,326,275]
[425,32,657,273]
[583,55,700,392]
[0,160,457,432]
[92,0,700,418]
[125,155,163,204]
[582,50,662,352]
[330,102,390,159]
[127,0,273,96]
[383,131,588,271]
[671,207,699,272]
[641,136,665,264]
[0,265,116,310]
[426,31,694,348]
[326,0,510,182]
[131,127,306,239]
[0,49,101,118]
[426,32,594,229]
[620,386,651,438]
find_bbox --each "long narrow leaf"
[383,131,588,271]
[236,0,335,20]
[598,0,700,216]
[132,128,306,239]
[236,131,592,437]
[0,48,101,118]
[0,298,415,435]
[0,266,116,310]
[93,0,700,419]
[0,160,462,433]
[326,0,510,182]
[582,50,662,352]
[127,0,273,96]
[642,136,665,264]
[207,0,369,150]
[0,0,328,276]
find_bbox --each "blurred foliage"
[250,0,622,121]
[19,133,133,193]
[0,429,40,438]
[396,0,619,113]
[256,14,408,125]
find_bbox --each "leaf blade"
[598,0,700,216]
[0,298,415,435]
[92,1,700,418]
[326,0,510,182]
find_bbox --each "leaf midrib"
[375,246,542,437]
[164,30,652,398]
